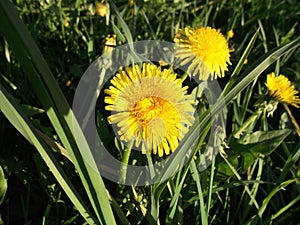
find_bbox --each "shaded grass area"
[0,0,299,224]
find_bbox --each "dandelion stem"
[283,103,300,137]
[118,140,134,193]
[180,72,188,81]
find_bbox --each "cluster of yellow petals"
[102,34,116,54]
[174,26,231,80]
[95,2,108,17]
[265,72,300,108]
[104,63,195,157]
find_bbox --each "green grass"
[0,0,300,224]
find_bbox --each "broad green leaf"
[231,129,291,170]
[216,129,291,178]
[0,165,7,205]
[231,129,291,154]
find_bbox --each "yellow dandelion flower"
[104,63,195,157]
[63,18,69,27]
[227,29,234,38]
[102,34,116,54]
[174,26,231,80]
[129,0,134,7]
[96,2,108,17]
[265,72,300,108]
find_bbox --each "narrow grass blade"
[0,2,117,224]
[228,29,260,80]
[246,179,297,225]
[0,165,7,206]
[0,84,97,224]
[271,195,300,220]
[110,0,134,44]
[190,160,208,225]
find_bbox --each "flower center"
[131,96,165,125]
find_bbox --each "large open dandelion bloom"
[104,63,195,157]
[265,72,300,108]
[174,26,231,80]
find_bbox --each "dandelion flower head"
[96,2,108,17]
[174,26,231,80]
[104,63,195,157]
[227,29,234,38]
[102,34,116,54]
[265,72,300,108]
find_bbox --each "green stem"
[118,140,134,194]
[180,72,189,82]
[283,103,300,137]
[150,186,160,224]
[206,156,215,216]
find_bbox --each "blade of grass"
[0,2,117,224]
[190,159,208,225]
[217,38,300,112]
[35,129,72,162]
[246,179,297,225]
[240,158,264,221]
[226,28,260,80]
[219,152,259,209]
[0,165,7,206]
[166,121,211,222]
[109,0,141,64]
[107,191,131,225]
[206,154,215,217]
[277,144,300,184]
[271,195,300,221]
[109,0,134,44]
[0,83,97,224]
[182,180,269,209]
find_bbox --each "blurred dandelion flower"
[129,0,134,7]
[104,63,195,157]
[63,18,69,27]
[174,26,231,80]
[266,72,300,108]
[227,29,234,38]
[102,34,116,54]
[96,2,108,17]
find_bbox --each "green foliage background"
[0,0,299,224]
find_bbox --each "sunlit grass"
[0,0,299,224]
